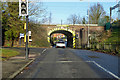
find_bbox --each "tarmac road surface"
[15,48,119,79]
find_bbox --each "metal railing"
[86,42,120,54]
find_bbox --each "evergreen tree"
[2,2,24,47]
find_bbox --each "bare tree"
[82,17,86,24]
[67,14,82,24]
[49,12,52,25]
[41,17,48,23]
[28,2,47,23]
[76,14,82,24]
[104,16,109,22]
[67,14,78,25]
[89,3,106,24]
[98,15,110,26]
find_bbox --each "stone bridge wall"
[40,24,104,33]
[39,24,105,48]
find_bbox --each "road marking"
[42,49,47,53]
[92,61,120,80]
[38,60,120,79]
[39,61,93,63]
[57,61,93,63]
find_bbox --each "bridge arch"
[48,28,76,48]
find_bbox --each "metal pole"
[25,15,28,60]
[61,19,62,26]
[87,2,90,47]
[118,1,120,20]
[110,7,112,23]
[0,4,2,48]
[61,19,62,29]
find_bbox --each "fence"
[82,42,120,54]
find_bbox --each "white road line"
[36,55,119,80]
[92,61,120,80]
[56,61,93,63]
[40,60,119,79]
[39,61,93,63]
[42,49,47,53]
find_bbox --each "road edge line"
[92,61,120,79]
[8,58,35,79]
[42,49,47,53]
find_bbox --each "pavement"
[2,47,46,79]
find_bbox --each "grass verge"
[0,48,20,61]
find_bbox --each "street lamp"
[87,2,90,48]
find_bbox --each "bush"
[29,22,51,47]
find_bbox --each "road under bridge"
[40,24,104,48]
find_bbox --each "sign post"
[25,15,28,60]
[19,0,29,60]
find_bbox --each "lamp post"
[87,2,90,48]
[61,19,62,29]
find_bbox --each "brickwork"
[40,24,104,33]
[39,24,105,48]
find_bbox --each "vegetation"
[0,48,20,60]
[104,28,120,43]
[88,20,120,56]
[103,20,120,43]
[67,3,108,25]
[1,2,50,47]
[89,3,106,24]
[82,17,86,24]
[2,2,24,47]
[67,14,81,24]
[29,21,51,47]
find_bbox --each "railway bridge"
[40,24,104,48]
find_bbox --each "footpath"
[2,49,41,79]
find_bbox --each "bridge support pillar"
[80,28,88,48]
